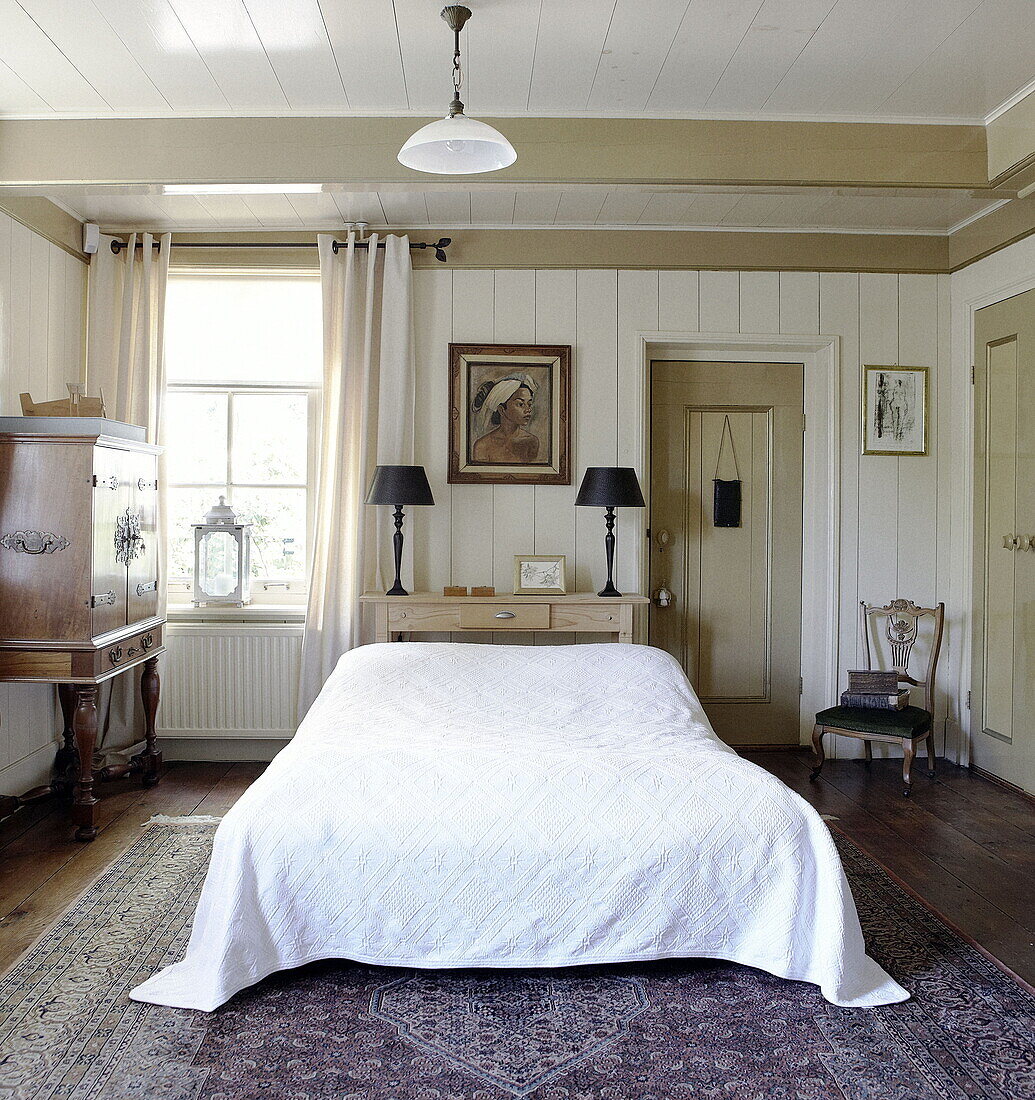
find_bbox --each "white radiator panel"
[159,624,303,738]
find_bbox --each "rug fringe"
[144,814,223,826]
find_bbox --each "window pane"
[233,488,307,580]
[165,392,228,484]
[165,276,322,384]
[167,487,224,581]
[231,393,307,484]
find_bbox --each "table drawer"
[388,605,460,631]
[459,603,550,630]
[104,625,162,672]
[548,605,627,632]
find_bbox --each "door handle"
[494,611,516,619]
[1003,534,1020,550]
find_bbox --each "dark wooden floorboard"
[745,750,1035,985]
[1,754,1032,988]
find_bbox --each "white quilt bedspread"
[131,642,907,1012]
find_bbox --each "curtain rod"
[109,236,452,262]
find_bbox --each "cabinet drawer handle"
[141,633,154,650]
[109,646,123,664]
[495,611,516,619]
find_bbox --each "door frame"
[631,332,841,747]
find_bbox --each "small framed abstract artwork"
[449,343,572,484]
[862,365,929,456]
[513,554,567,595]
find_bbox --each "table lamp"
[574,467,646,598]
[365,465,435,596]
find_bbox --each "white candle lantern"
[192,496,252,607]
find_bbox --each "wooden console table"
[361,592,648,644]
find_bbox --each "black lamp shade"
[365,465,435,506]
[574,467,645,509]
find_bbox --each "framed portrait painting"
[862,365,929,456]
[449,343,572,484]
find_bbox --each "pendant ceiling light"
[398,5,516,175]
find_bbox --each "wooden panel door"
[91,445,130,638]
[973,289,1035,794]
[127,452,160,625]
[649,361,804,747]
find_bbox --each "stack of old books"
[841,669,910,710]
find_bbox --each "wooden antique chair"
[811,599,945,796]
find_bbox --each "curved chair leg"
[926,732,936,778]
[810,725,825,781]
[902,740,914,797]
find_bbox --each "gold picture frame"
[862,365,929,456]
[513,554,568,595]
[449,343,572,485]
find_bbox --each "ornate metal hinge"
[114,510,145,566]
[90,591,116,608]
[137,477,158,492]
[136,580,157,596]
[1,530,70,554]
[93,474,119,490]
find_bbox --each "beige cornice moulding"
[0,196,87,262]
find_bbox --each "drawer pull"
[141,632,154,650]
[109,646,123,664]
[495,611,516,619]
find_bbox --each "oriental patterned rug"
[0,818,1032,1100]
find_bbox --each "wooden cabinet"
[0,429,166,840]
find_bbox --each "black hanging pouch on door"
[712,415,742,528]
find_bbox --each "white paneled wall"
[410,268,957,756]
[0,213,86,794]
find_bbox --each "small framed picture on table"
[513,555,567,595]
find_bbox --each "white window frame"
[164,268,321,610]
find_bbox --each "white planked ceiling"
[0,0,1032,122]
[42,183,1004,234]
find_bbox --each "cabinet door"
[127,452,160,624]
[91,447,130,637]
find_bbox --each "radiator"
[158,623,303,739]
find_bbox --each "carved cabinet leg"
[140,656,162,787]
[72,686,99,842]
[52,683,78,797]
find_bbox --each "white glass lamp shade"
[398,113,516,174]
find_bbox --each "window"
[164,272,321,604]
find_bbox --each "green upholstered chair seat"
[815,704,932,738]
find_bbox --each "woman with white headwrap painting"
[471,373,540,463]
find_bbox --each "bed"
[131,642,907,1012]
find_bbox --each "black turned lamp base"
[597,582,623,598]
[386,582,409,597]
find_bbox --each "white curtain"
[298,233,415,717]
[86,231,172,756]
